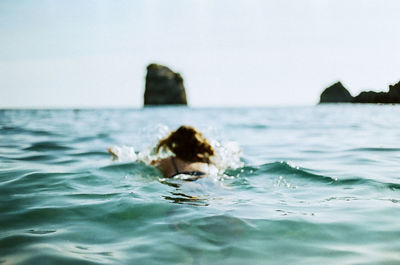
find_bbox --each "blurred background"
[1,0,400,108]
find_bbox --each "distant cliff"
[319,81,400,104]
[144,64,187,106]
[320,82,353,103]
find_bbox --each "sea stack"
[144,64,188,106]
[319,82,353,103]
[319,80,400,104]
[352,81,400,103]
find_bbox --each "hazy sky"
[1,0,399,108]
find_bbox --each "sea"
[1,105,399,265]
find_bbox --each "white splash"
[108,126,243,174]
[209,139,243,174]
[108,145,137,162]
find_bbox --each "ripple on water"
[23,141,71,152]
[347,147,400,152]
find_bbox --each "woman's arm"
[107,147,119,158]
[150,157,171,177]
[150,158,162,167]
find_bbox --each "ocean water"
[1,105,399,265]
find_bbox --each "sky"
[1,0,400,108]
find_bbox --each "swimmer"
[108,125,216,180]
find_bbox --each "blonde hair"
[156,125,214,163]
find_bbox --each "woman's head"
[156,125,214,162]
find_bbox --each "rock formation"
[352,81,400,103]
[319,82,353,103]
[144,64,187,106]
[319,80,400,104]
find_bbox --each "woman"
[108,125,216,179]
[151,125,215,179]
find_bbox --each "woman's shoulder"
[150,156,171,167]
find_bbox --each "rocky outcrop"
[144,64,187,106]
[319,80,400,104]
[319,82,353,103]
[352,81,400,103]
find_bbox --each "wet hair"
[156,125,214,163]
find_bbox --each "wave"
[0,172,76,192]
[227,123,269,129]
[75,133,111,143]
[100,161,144,172]
[24,141,72,151]
[226,161,400,191]
[99,161,162,179]
[226,162,337,184]
[0,125,57,136]
[70,151,110,157]
[15,154,56,161]
[347,147,400,152]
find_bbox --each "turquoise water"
[1,106,400,265]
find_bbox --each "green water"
[1,106,400,264]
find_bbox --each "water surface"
[1,105,399,264]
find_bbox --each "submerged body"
[152,156,212,179]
